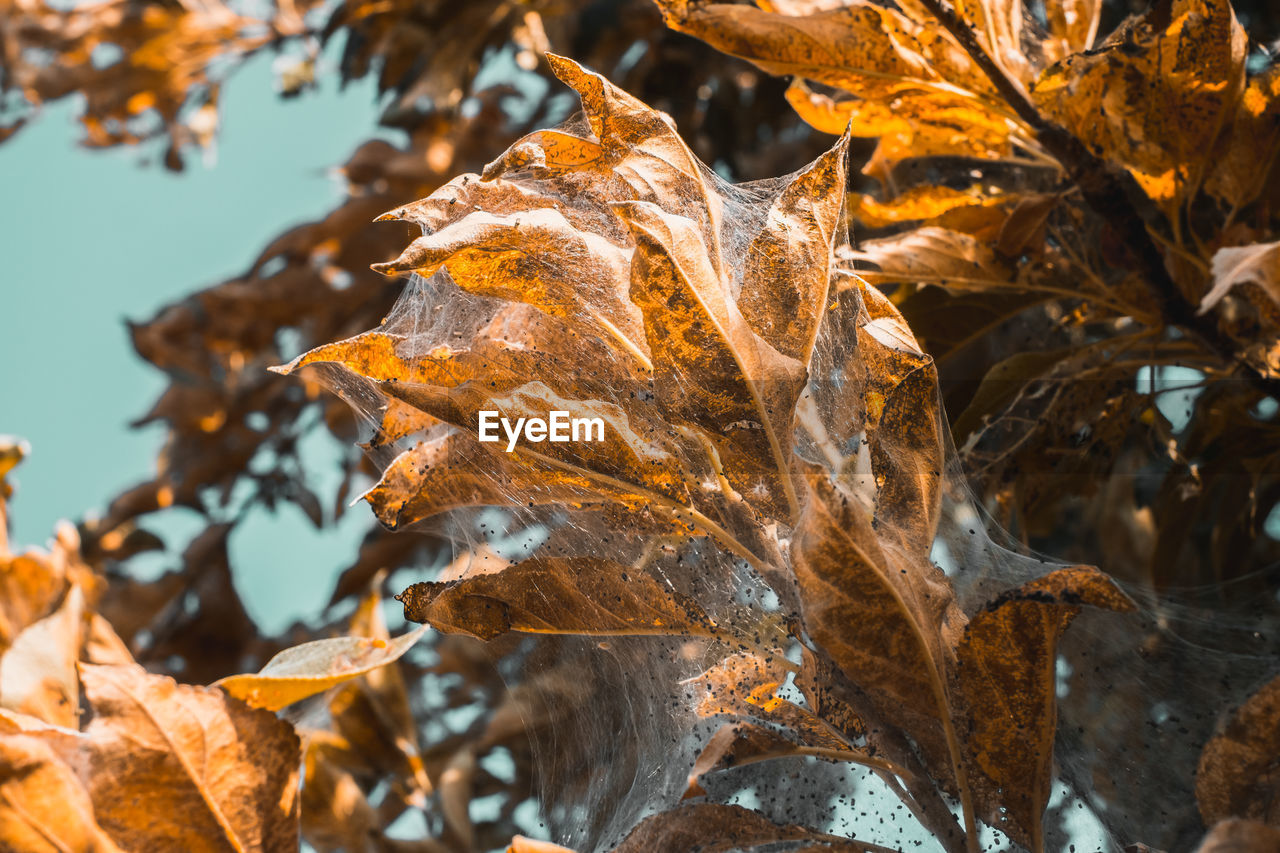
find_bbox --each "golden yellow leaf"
[0,733,122,853]
[850,186,1003,228]
[80,663,300,852]
[1032,0,1248,206]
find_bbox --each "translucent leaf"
[215,624,429,712]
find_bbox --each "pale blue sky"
[1,53,391,631]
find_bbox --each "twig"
[915,0,1280,401]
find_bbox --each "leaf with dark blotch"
[361,429,643,532]
[80,663,300,853]
[545,54,727,275]
[791,468,964,792]
[613,199,808,522]
[954,565,1135,851]
[0,733,122,853]
[371,200,645,368]
[1032,0,1247,206]
[1197,672,1280,827]
[397,557,721,642]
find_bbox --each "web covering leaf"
[280,54,1279,853]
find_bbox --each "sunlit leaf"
[215,624,429,712]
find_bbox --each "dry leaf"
[1197,673,1280,827]
[215,624,428,712]
[80,663,300,852]
[1194,818,1280,852]
[398,557,721,642]
[0,585,84,727]
[954,566,1136,849]
[1199,241,1280,314]
[1032,0,1248,205]
[0,733,122,853]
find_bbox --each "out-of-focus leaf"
[398,557,720,642]
[1196,673,1280,827]
[1194,818,1280,852]
[844,227,1011,290]
[1205,66,1280,209]
[0,585,84,728]
[215,624,428,712]
[507,837,577,853]
[1199,240,1280,314]
[0,733,122,853]
[80,663,300,852]
[851,186,1004,228]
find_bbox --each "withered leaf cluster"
[3,1,1280,852]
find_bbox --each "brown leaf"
[1204,66,1280,209]
[610,802,869,852]
[655,1,999,124]
[1194,818,1280,852]
[80,663,300,853]
[1197,672,1280,827]
[300,739,382,853]
[790,470,964,783]
[738,132,849,363]
[614,198,808,522]
[397,557,721,642]
[954,566,1135,849]
[0,733,122,853]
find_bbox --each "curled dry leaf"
[1196,672,1280,826]
[397,557,720,642]
[215,624,429,712]
[954,566,1136,850]
[79,662,300,853]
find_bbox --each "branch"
[916,0,1280,399]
